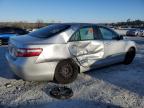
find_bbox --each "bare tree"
[35,20,44,28]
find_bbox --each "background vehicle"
[6,23,136,84]
[0,27,28,45]
[126,29,141,36]
[140,29,144,37]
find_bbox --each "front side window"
[70,27,94,41]
[99,27,119,40]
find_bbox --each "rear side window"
[29,24,70,38]
[80,27,94,40]
[70,27,94,41]
[70,30,81,41]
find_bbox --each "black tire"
[124,48,136,65]
[54,60,79,84]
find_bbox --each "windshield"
[29,24,70,38]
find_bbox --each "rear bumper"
[5,53,58,81]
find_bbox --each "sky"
[0,0,144,23]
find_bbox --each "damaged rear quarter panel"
[34,25,80,63]
[41,44,72,62]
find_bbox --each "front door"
[99,26,126,61]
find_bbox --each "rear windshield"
[29,24,70,38]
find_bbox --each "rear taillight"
[16,48,43,57]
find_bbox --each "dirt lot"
[0,37,144,108]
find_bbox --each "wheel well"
[129,47,136,52]
[127,47,136,55]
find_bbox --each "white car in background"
[126,29,141,36]
[140,29,144,37]
[6,23,136,84]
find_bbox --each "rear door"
[68,26,104,67]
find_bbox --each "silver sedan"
[140,29,144,37]
[126,29,141,36]
[6,23,136,84]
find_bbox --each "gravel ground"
[0,37,144,108]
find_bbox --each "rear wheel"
[124,48,136,65]
[54,60,79,84]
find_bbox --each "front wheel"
[54,60,79,84]
[124,48,136,65]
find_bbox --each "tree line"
[0,20,48,30]
[106,20,144,28]
[0,19,144,30]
